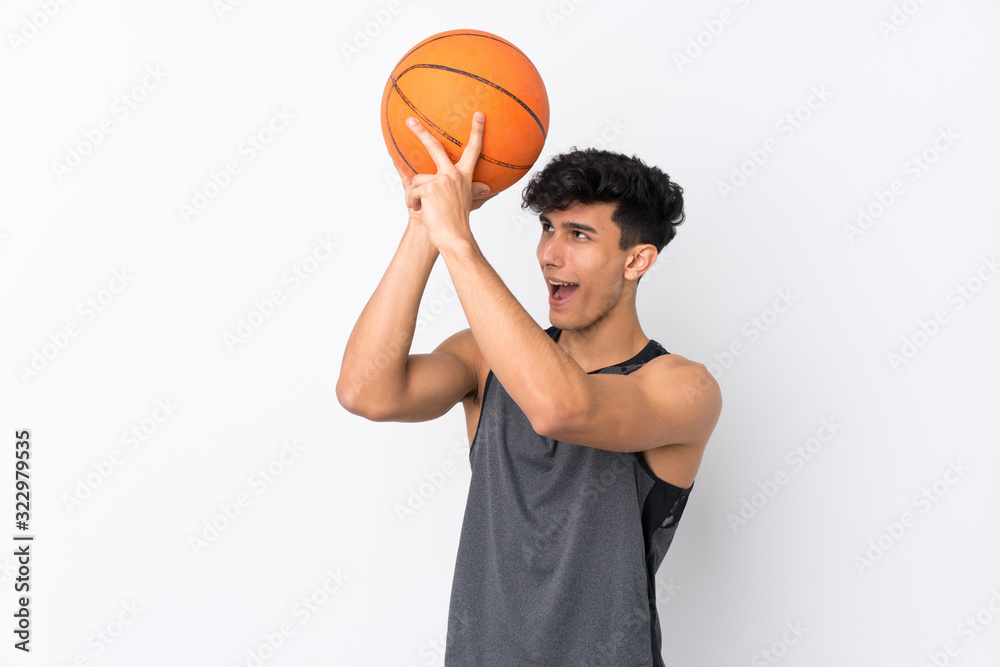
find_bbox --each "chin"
[548,311,573,328]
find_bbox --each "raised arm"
[336,164,490,422]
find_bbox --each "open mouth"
[548,279,580,303]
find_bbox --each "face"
[536,202,649,331]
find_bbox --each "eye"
[540,223,588,239]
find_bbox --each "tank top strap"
[544,325,670,375]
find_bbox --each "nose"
[538,231,564,268]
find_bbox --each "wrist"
[438,235,479,262]
[404,218,439,256]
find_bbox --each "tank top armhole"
[635,449,694,493]
[469,369,493,460]
[636,452,695,534]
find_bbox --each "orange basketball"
[380,29,549,196]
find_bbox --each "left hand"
[405,111,492,252]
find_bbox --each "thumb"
[472,183,491,198]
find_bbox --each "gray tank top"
[445,325,694,666]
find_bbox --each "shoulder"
[629,351,722,451]
[637,349,704,373]
[438,327,481,361]
[634,351,723,411]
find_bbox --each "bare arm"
[335,165,491,422]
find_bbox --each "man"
[336,112,722,665]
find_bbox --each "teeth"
[548,280,577,286]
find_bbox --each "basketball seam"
[389,75,534,171]
[384,87,418,175]
[397,63,547,141]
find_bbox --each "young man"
[336,113,722,665]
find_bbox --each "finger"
[406,175,435,210]
[406,182,424,211]
[458,111,486,173]
[406,117,455,173]
[470,191,496,211]
[392,162,416,208]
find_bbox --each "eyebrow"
[538,214,599,235]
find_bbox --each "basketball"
[380,29,549,196]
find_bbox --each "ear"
[623,245,658,282]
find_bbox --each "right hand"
[393,162,494,216]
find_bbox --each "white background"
[2,0,999,665]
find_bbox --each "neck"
[554,301,648,373]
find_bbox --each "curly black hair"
[521,148,685,276]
